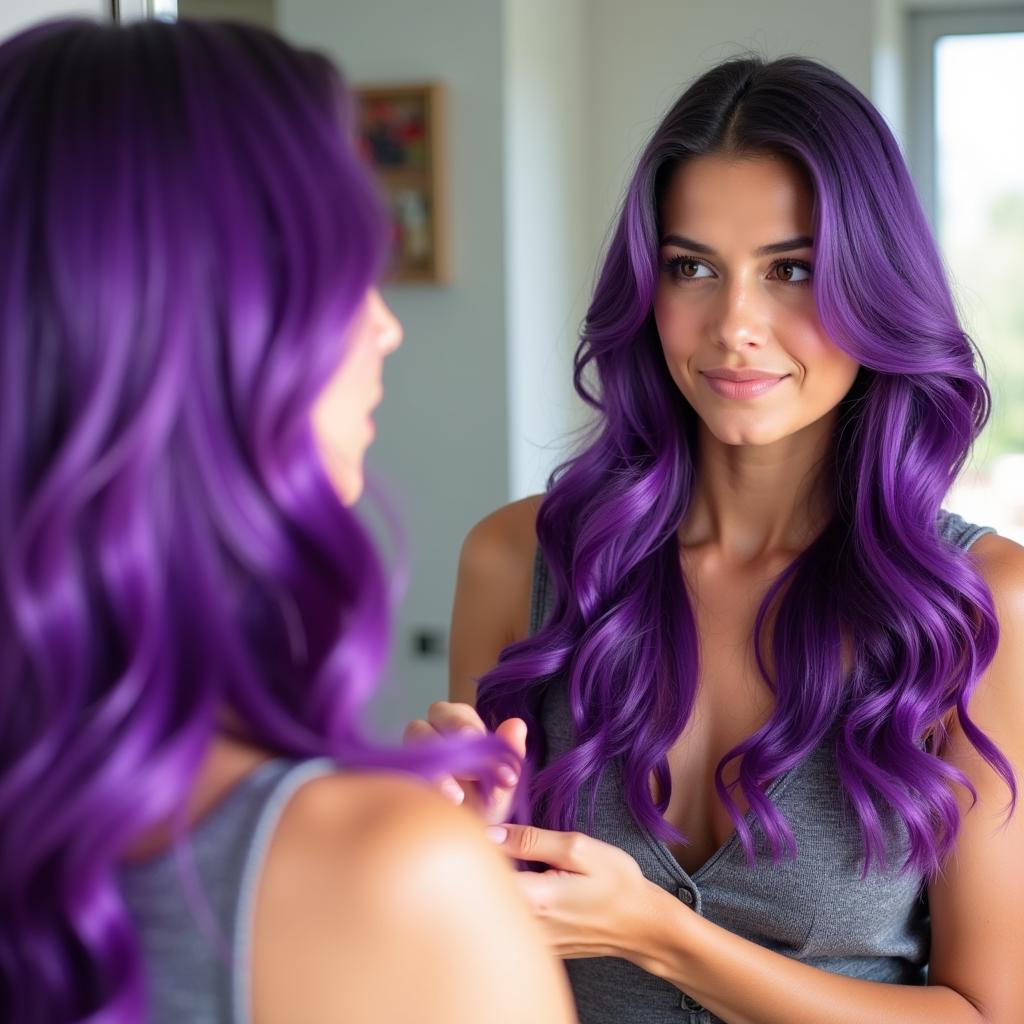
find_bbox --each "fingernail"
[486,826,508,844]
[497,766,519,787]
[441,781,464,805]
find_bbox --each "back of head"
[0,18,492,1022]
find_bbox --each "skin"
[124,289,577,1024]
[310,287,403,506]
[416,155,1024,1022]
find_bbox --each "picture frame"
[356,82,451,285]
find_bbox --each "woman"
[414,55,1024,1022]
[0,18,577,1024]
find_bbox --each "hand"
[403,700,526,825]
[486,823,674,964]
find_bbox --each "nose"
[713,276,768,352]
[368,288,403,355]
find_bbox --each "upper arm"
[448,495,542,705]
[252,770,577,1024]
[927,533,1024,1022]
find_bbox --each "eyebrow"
[659,233,814,257]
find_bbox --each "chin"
[722,434,779,448]
[706,418,786,447]
[330,462,364,507]
[341,474,364,506]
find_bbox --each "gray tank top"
[117,756,335,1024]
[530,510,993,1024]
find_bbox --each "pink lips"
[701,368,789,400]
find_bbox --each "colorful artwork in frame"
[356,82,450,284]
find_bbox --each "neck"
[681,412,837,563]
[119,733,273,864]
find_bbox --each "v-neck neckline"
[628,752,809,886]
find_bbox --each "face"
[653,153,860,448]
[312,288,403,505]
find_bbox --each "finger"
[412,706,522,799]
[438,776,466,805]
[405,719,504,783]
[425,703,520,789]
[494,716,527,758]
[510,869,560,913]
[401,721,465,803]
[486,824,588,871]
[402,719,437,745]
[426,700,487,736]
[491,718,526,788]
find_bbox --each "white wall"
[1,0,107,38]
[504,0,590,498]
[177,0,274,29]
[584,0,873,260]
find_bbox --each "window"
[908,9,1024,543]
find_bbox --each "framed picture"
[356,82,451,284]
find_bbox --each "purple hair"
[0,18,514,1023]
[477,56,1015,878]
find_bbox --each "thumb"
[487,823,587,872]
[494,716,528,759]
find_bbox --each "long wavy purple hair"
[477,55,1016,878]
[0,18,513,1024]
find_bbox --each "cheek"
[822,352,861,406]
[653,291,696,353]
[789,325,860,391]
[342,329,382,393]
[312,356,362,460]
[653,292,701,388]
[324,339,377,417]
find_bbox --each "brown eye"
[771,260,812,285]
[661,255,713,281]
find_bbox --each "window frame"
[907,7,1024,232]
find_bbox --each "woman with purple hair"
[411,55,1024,1022]
[0,16,578,1024]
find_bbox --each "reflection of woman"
[417,56,1024,1021]
[0,19,576,1024]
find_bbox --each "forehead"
[659,154,814,235]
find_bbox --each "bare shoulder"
[252,770,495,924]
[459,493,544,581]
[970,532,1024,617]
[283,768,500,871]
[449,495,544,703]
[960,531,1024,742]
[938,532,1024,770]
[925,533,1024,1016]
[252,768,575,1024]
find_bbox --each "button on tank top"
[530,510,993,1024]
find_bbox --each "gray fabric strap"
[529,543,553,637]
